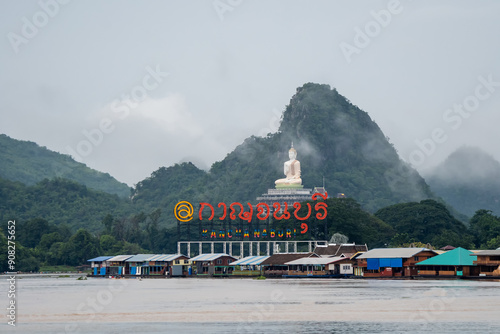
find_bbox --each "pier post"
[249,242,253,256]
[187,243,191,257]
[211,242,214,253]
[266,242,270,256]
[285,242,289,253]
[240,242,244,257]
[294,241,297,252]
[177,242,181,254]
[199,242,202,255]
[308,241,312,253]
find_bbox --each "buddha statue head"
[289,146,297,160]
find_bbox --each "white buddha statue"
[275,144,302,186]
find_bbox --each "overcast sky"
[1,0,499,186]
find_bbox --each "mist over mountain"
[0,134,131,198]
[133,83,435,224]
[425,146,500,216]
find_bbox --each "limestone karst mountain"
[133,83,434,223]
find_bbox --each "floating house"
[328,255,357,276]
[260,253,319,277]
[416,247,478,277]
[356,248,437,277]
[146,254,190,277]
[106,255,133,276]
[284,254,356,277]
[230,256,270,276]
[125,254,154,276]
[471,250,500,277]
[88,256,113,276]
[189,253,237,276]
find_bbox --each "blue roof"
[87,256,113,262]
[125,254,154,262]
[190,253,235,262]
[230,256,270,266]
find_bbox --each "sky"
[1,0,499,186]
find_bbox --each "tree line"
[2,198,499,272]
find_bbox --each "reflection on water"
[1,277,499,333]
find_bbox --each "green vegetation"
[0,134,131,198]
[469,209,500,249]
[2,83,499,272]
[375,199,475,248]
[0,177,135,232]
[268,198,394,248]
[39,265,84,273]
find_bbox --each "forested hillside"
[0,177,134,232]
[0,134,131,197]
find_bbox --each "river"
[1,276,500,333]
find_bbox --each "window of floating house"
[414,256,419,261]
[491,256,500,261]
[217,259,222,264]
[227,259,231,265]
[175,260,180,264]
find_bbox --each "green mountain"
[0,176,135,232]
[133,83,435,226]
[425,146,500,217]
[0,134,131,197]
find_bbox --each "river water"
[1,276,500,333]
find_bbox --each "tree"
[38,232,63,251]
[61,229,101,266]
[100,234,122,254]
[469,210,500,248]
[329,233,349,244]
[102,214,114,235]
[18,218,51,248]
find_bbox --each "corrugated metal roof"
[125,254,154,262]
[285,256,345,266]
[261,253,318,265]
[106,255,133,262]
[146,254,186,262]
[190,253,235,262]
[358,248,435,259]
[313,244,368,256]
[87,256,113,262]
[417,247,476,266]
[470,249,500,256]
[230,256,270,266]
